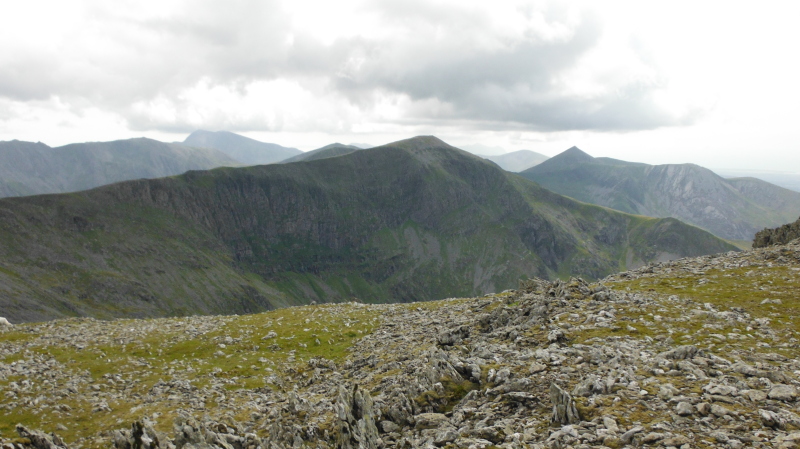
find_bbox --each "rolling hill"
[0,138,238,198]
[0,137,735,323]
[183,130,301,165]
[520,147,800,241]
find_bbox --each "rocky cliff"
[2,240,799,449]
[753,216,800,248]
[520,147,800,241]
[0,136,734,323]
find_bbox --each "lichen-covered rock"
[754,216,800,247]
[549,383,580,425]
[336,384,380,449]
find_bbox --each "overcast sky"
[1,0,798,171]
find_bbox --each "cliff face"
[521,148,800,241]
[0,136,735,323]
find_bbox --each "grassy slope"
[0,137,735,323]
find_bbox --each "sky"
[1,0,799,172]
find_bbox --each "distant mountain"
[481,150,549,172]
[348,143,373,149]
[715,169,800,193]
[280,143,363,163]
[0,136,733,323]
[520,147,800,241]
[0,138,238,198]
[183,130,301,165]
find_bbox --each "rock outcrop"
[753,216,800,248]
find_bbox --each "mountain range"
[520,147,800,241]
[0,136,733,323]
[0,138,238,198]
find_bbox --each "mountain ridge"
[520,147,800,240]
[0,136,734,323]
[0,137,239,198]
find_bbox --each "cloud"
[0,0,696,136]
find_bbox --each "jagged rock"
[573,374,608,397]
[437,326,470,346]
[13,425,69,449]
[336,384,380,449]
[549,383,580,425]
[112,421,161,449]
[754,217,800,247]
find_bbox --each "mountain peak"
[383,135,451,150]
[183,130,300,165]
[558,146,593,161]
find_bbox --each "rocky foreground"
[2,241,800,449]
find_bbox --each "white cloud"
[0,0,798,170]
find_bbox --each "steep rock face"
[521,148,800,241]
[0,136,734,323]
[753,216,800,247]
[0,138,238,198]
[183,130,301,165]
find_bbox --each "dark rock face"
[753,216,800,248]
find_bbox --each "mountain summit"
[183,130,301,165]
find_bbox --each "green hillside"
[0,137,735,323]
